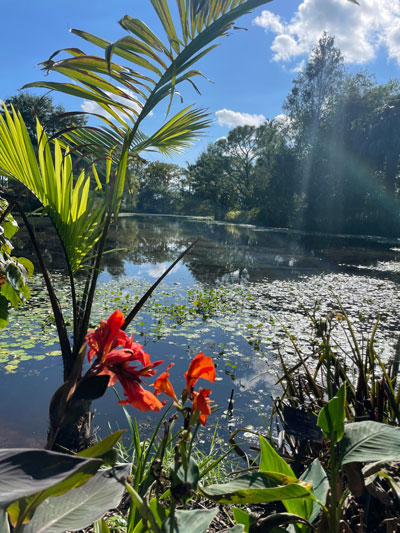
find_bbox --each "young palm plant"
[0,0,277,451]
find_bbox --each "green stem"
[169,498,176,533]
[125,482,161,533]
[328,438,339,533]
[15,203,72,377]
[75,212,111,355]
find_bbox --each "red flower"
[184,352,216,390]
[153,363,178,403]
[123,334,151,367]
[192,388,213,426]
[86,310,127,363]
[114,362,165,412]
[86,310,164,412]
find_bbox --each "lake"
[2,214,400,447]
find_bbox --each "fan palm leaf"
[0,105,106,274]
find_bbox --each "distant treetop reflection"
[14,214,400,286]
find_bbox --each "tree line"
[130,33,400,237]
[4,33,400,237]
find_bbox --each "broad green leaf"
[340,421,400,465]
[2,219,18,240]
[300,459,328,524]
[259,436,311,521]
[1,282,20,308]
[0,295,8,329]
[19,465,130,533]
[259,435,295,477]
[77,430,125,458]
[16,258,34,278]
[149,497,167,528]
[232,508,257,533]
[162,508,218,533]
[0,449,101,510]
[317,385,346,441]
[202,472,315,505]
[7,459,102,526]
[133,520,146,533]
[5,263,21,291]
[176,457,200,490]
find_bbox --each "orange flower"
[184,352,216,390]
[86,310,126,363]
[117,365,165,412]
[153,363,178,403]
[192,388,212,426]
[124,334,151,367]
[86,310,164,412]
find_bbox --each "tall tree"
[331,75,400,233]
[255,121,297,226]
[137,161,184,213]
[283,33,345,230]
[219,125,261,209]
[188,141,236,217]
[284,32,344,139]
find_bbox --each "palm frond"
[60,106,211,165]
[24,0,273,130]
[22,0,359,214]
[0,105,106,273]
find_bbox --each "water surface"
[2,214,400,447]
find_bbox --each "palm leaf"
[0,105,106,274]
[60,105,211,168]
[23,0,280,213]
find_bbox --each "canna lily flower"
[114,362,165,412]
[191,388,213,426]
[153,363,178,403]
[184,352,216,390]
[86,310,164,412]
[86,310,127,364]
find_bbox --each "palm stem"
[13,201,72,377]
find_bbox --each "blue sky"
[1,0,400,166]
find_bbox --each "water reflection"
[4,214,400,447]
[93,216,400,284]
[14,214,400,285]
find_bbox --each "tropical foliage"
[7,1,400,532]
[0,0,284,451]
[0,199,33,329]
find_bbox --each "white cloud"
[273,113,290,127]
[81,87,152,121]
[146,263,180,278]
[253,0,400,65]
[215,108,266,127]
